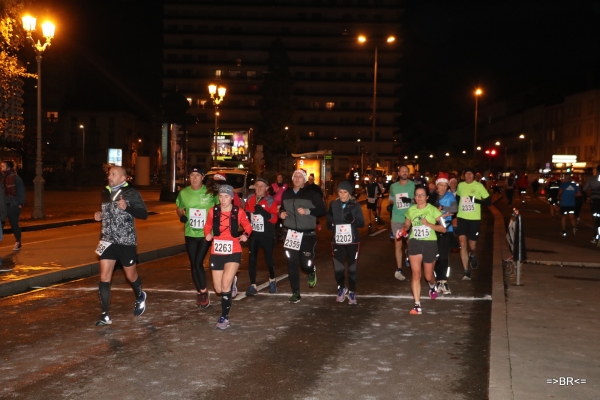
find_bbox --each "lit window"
[247,71,256,78]
[326,102,335,109]
[308,132,315,137]
[46,111,58,121]
[215,70,222,78]
[187,98,192,105]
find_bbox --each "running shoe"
[429,286,438,300]
[95,312,112,326]
[246,285,258,296]
[389,231,395,239]
[133,291,147,316]
[13,242,21,251]
[462,269,471,281]
[289,292,301,303]
[269,279,277,294]
[439,282,451,295]
[348,291,357,305]
[591,238,598,245]
[215,316,230,330]
[231,276,238,298]
[336,287,348,303]
[198,291,210,309]
[394,269,406,281]
[409,304,422,315]
[308,271,317,288]
[468,252,478,269]
[561,231,567,237]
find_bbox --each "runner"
[557,175,581,237]
[175,166,217,309]
[455,167,491,280]
[396,185,446,315]
[204,185,252,330]
[364,173,382,229]
[505,173,516,205]
[434,172,457,294]
[388,165,415,281]
[93,166,148,326]
[546,174,561,218]
[376,175,385,220]
[326,180,365,304]
[244,177,279,295]
[583,164,600,243]
[517,173,529,203]
[279,169,327,303]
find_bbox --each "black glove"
[344,213,354,223]
[387,204,393,213]
[400,196,411,203]
[473,197,483,204]
[180,215,188,223]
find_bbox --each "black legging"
[505,189,514,205]
[285,233,317,293]
[331,243,360,292]
[184,236,210,291]
[7,204,21,242]
[248,234,276,284]
[435,232,452,280]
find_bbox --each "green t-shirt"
[389,180,416,223]
[405,203,442,241]
[175,185,218,237]
[456,181,489,220]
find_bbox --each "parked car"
[203,167,256,206]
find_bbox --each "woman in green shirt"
[396,186,446,315]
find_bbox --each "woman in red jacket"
[204,185,252,330]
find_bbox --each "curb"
[489,205,514,400]
[0,243,186,298]
[524,259,600,268]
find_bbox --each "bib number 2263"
[213,239,233,255]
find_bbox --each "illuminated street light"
[519,134,525,139]
[477,146,482,151]
[358,34,396,165]
[462,150,466,154]
[445,153,450,156]
[473,87,483,160]
[22,15,55,219]
[209,84,226,161]
[495,141,501,146]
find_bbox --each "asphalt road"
[0,205,494,399]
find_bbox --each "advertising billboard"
[213,130,249,161]
[108,148,123,166]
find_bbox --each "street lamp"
[208,84,226,161]
[22,15,55,219]
[473,88,482,160]
[79,125,85,168]
[358,35,395,165]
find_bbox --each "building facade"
[163,0,403,175]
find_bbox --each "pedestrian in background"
[1,161,25,251]
[93,166,148,326]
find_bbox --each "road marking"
[369,229,387,236]
[33,285,491,301]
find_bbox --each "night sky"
[22,0,600,133]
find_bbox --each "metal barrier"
[505,209,527,285]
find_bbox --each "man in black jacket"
[279,169,327,303]
[93,166,148,326]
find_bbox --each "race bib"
[251,213,264,232]
[335,224,353,244]
[284,229,303,250]
[213,239,233,255]
[189,208,206,229]
[95,240,112,256]
[412,226,431,239]
[461,197,475,212]
[395,193,410,209]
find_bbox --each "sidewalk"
[489,198,598,399]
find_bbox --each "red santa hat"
[435,172,449,185]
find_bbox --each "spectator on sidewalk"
[1,161,25,251]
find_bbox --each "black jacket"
[280,185,326,232]
[326,198,365,243]
[100,183,148,245]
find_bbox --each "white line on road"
[233,274,289,301]
[369,229,387,237]
[33,285,491,301]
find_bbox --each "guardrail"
[505,208,527,285]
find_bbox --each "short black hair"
[2,160,14,170]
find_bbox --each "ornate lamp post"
[208,84,226,161]
[22,15,55,219]
[358,35,395,165]
[474,88,483,160]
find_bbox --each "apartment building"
[163,0,403,173]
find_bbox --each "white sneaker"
[394,270,406,281]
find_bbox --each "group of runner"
[93,164,491,329]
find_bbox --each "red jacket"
[204,207,252,255]
[244,193,278,238]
